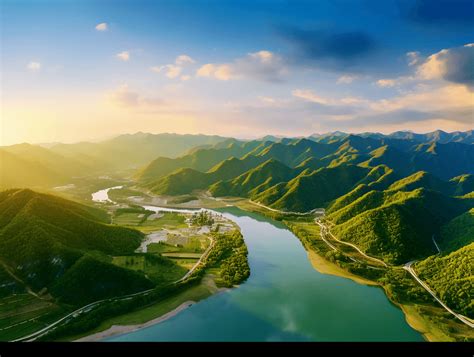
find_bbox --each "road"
[13,235,217,342]
[174,237,214,283]
[248,200,324,216]
[315,220,388,267]
[403,261,474,328]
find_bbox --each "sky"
[1,0,473,145]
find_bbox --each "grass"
[147,243,181,254]
[111,255,187,285]
[161,253,202,259]
[171,259,198,270]
[61,275,220,341]
[137,212,188,233]
[0,294,67,341]
[399,304,474,342]
[113,212,147,226]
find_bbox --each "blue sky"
[1,0,473,144]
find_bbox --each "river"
[93,189,423,341]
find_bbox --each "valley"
[0,130,473,342]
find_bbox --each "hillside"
[330,189,472,264]
[209,159,297,198]
[136,140,269,183]
[437,208,474,252]
[254,165,371,212]
[415,243,474,318]
[146,156,264,195]
[0,189,152,304]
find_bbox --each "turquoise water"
[106,207,423,341]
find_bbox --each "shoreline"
[75,301,196,342]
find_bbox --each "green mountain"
[209,159,296,198]
[437,208,474,252]
[253,165,371,212]
[450,174,474,196]
[137,140,269,183]
[387,171,453,194]
[0,189,153,305]
[146,156,264,195]
[330,188,472,264]
[415,243,474,318]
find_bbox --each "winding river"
[93,188,423,341]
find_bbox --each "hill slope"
[330,189,472,264]
[0,189,151,304]
[415,243,474,318]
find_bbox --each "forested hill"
[134,131,473,268]
[137,133,474,211]
[0,189,152,305]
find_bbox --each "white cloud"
[95,22,108,31]
[196,50,286,81]
[406,51,420,66]
[150,64,182,78]
[196,63,235,80]
[107,84,166,108]
[175,55,195,65]
[116,51,130,61]
[27,61,41,71]
[292,89,329,105]
[416,44,474,86]
[108,84,139,107]
[376,79,396,88]
[180,75,191,81]
[337,75,357,84]
[293,89,370,108]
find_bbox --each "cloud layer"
[197,50,287,81]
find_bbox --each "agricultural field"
[0,294,67,341]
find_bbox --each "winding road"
[315,220,388,267]
[12,233,217,342]
[403,261,474,328]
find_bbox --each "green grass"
[147,242,181,254]
[161,253,202,258]
[114,212,147,226]
[137,212,187,233]
[171,258,199,270]
[111,254,187,285]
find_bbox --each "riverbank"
[63,275,227,341]
[224,199,473,342]
[75,301,196,341]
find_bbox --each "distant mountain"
[0,189,153,305]
[136,140,270,183]
[310,130,474,145]
[0,133,230,189]
[50,132,229,171]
